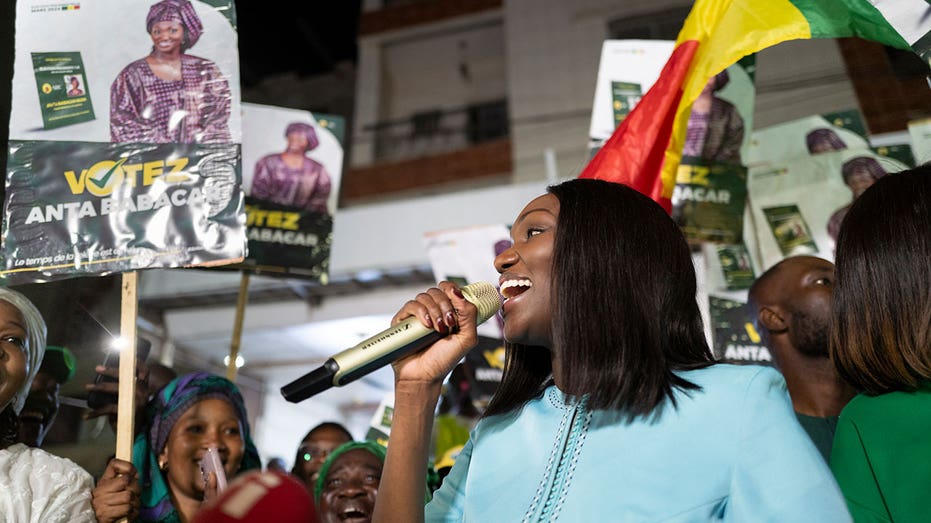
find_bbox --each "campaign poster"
[704,243,756,291]
[237,103,345,281]
[745,148,907,272]
[672,57,755,243]
[745,110,870,167]
[709,295,773,366]
[2,141,243,283]
[5,0,245,283]
[463,335,505,411]
[871,143,915,168]
[10,0,242,143]
[423,224,511,340]
[588,40,676,149]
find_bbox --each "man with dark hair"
[17,346,76,447]
[747,255,856,461]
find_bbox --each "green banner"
[229,197,333,282]
[672,159,748,244]
[2,141,245,283]
[709,296,773,366]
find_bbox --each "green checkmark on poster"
[88,158,127,190]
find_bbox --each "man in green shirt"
[748,255,856,462]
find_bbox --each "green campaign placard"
[762,204,819,256]
[709,296,772,366]
[872,143,916,168]
[716,244,755,290]
[31,52,95,129]
[610,81,642,128]
[672,160,748,244]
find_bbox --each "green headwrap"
[313,440,386,503]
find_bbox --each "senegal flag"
[579,0,928,211]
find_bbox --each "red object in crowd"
[192,470,318,523]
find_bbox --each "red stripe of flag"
[579,40,699,213]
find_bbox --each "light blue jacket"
[425,364,851,522]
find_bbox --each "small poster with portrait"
[712,244,755,291]
[745,148,908,272]
[761,204,820,257]
[30,52,95,129]
[236,102,345,281]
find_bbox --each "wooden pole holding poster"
[115,271,138,464]
[226,272,250,381]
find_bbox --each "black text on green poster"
[31,52,95,129]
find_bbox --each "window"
[607,6,692,40]
[411,110,443,138]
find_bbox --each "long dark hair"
[485,179,713,418]
[832,166,931,393]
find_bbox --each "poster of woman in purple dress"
[109,0,232,144]
[250,123,332,213]
[9,0,240,144]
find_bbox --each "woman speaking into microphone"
[373,179,850,522]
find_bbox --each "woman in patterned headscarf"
[0,287,96,522]
[250,122,333,213]
[110,0,232,144]
[92,372,261,523]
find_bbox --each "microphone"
[281,281,502,403]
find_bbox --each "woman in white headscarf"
[0,287,96,522]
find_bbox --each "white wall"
[381,21,506,118]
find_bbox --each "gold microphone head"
[460,281,502,324]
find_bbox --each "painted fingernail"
[424,314,433,328]
[453,288,464,299]
[445,311,457,329]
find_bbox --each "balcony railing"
[368,99,509,162]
